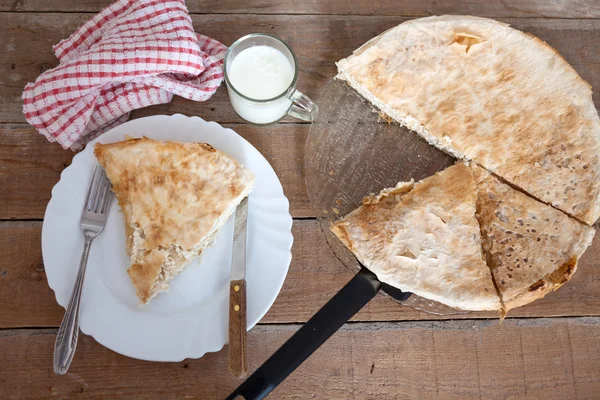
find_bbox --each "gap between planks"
[0,217,319,222]
[3,0,600,19]
[2,316,600,335]
[2,10,600,19]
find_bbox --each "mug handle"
[287,89,319,122]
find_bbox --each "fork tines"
[84,165,112,215]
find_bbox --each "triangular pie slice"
[95,137,255,304]
[331,163,501,311]
[337,15,600,225]
[471,165,595,311]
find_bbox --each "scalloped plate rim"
[42,114,293,362]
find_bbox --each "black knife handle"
[226,267,382,400]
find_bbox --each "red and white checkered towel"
[22,0,227,150]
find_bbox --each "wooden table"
[1,1,600,399]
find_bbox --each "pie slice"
[337,15,600,225]
[471,165,595,311]
[331,163,501,311]
[94,137,255,304]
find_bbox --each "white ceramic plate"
[42,114,293,362]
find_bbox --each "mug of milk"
[224,34,318,124]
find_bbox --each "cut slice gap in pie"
[331,162,502,311]
[331,162,596,313]
[336,15,600,225]
[95,137,255,304]
[471,164,595,312]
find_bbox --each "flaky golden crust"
[331,163,501,311]
[337,15,600,225]
[95,137,255,303]
[472,165,595,311]
[331,162,596,313]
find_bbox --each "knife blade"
[229,196,249,378]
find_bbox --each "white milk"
[226,45,295,124]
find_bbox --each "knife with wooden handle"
[229,196,249,378]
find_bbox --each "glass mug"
[224,34,318,124]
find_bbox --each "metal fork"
[54,165,113,375]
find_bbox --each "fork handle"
[54,235,93,375]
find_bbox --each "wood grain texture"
[2,14,600,124]
[229,279,248,378]
[1,318,599,399]
[0,124,310,219]
[1,0,599,18]
[1,221,598,328]
[0,125,75,219]
[4,10,600,219]
[1,1,599,398]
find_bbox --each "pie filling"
[130,201,241,303]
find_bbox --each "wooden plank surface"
[2,16,600,219]
[2,220,598,328]
[2,14,600,125]
[2,0,599,18]
[0,124,311,220]
[1,318,599,399]
[2,3,600,399]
